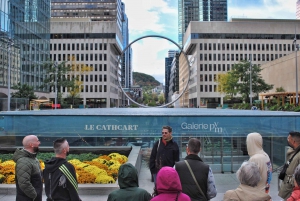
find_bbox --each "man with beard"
[13,135,43,201]
[279,131,300,200]
[43,138,81,201]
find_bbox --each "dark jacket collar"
[185,154,203,162]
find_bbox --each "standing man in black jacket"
[175,138,217,201]
[149,125,179,183]
[43,138,81,201]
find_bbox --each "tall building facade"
[178,0,228,46]
[0,0,50,102]
[182,19,300,108]
[168,52,180,103]
[50,0,126,108]
[165,50,178,103]
[297,0,300,19]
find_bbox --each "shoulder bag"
[184,160,208,201]
[279,148,300,180]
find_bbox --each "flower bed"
[0,153,128,184]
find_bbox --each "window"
[213,43,216,50]
[253,44,256,50]
[104,64,107,71]
[199,43,203,50]
[90,74,93,82]
[104,85,107,92]
[90,54,93,61]
[86,43,88,50]
[95,43,98,50]
[200,64,203,71]
[95,85,98,92]
[209,43,212,50]
[200,85,203,92]
[90,43,93,50]
[67,44,70,51]
[104,75,107,82]
[200,54,203,61]
[90,85,93,92]
[99,85,102,92]
[58,44,61,50]
[72,44,75,50]
[100,64,102,71]
[86,75,88,82]
[200,75,203,81]
[205,74,208,81]
[63,44,66,50]
[99,75,102,81]
[104,43,107,50]
[231,44,234,50]
[85,85,88,92]
[204,43,207,50]
[209,74,212,81]
[104,54,107,61]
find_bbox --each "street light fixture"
[54,61,58,110]
[293,32,299,106]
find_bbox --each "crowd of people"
[12,129,300,201]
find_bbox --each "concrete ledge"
[0,146,142,195]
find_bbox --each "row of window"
[50,43,107,51]
[51,53,107,62]
[199,43,293,51]
[51,33,116,39]
[200,53,286,62]
[52,85,107,93]
[191,33,299,40]
[200,85,217,92]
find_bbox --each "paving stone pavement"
[0,163,284,201]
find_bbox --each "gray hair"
[53,138,68,155]
[236,161,261,187]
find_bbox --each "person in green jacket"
[12,135,43,201]
[107,163,151,201]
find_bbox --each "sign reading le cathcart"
[84,124,139,131]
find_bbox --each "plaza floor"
[0,161,283,201]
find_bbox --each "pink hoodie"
[151,167,190,201]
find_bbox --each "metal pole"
[249,54,252,106]
[295,28,299,106]
[7,38,11,111]
[55,61,58,110]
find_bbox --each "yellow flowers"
[0,153,128,184]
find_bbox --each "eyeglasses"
[162,132,168,134]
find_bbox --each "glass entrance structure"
[0,108,298,173]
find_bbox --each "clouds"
[228,0,295,19]
[122,0,296,83]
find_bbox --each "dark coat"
[12,148,43,201]
[149,138,179,174]
[43,157,81,201]
[175,154,209,201]
[107,163,151,201]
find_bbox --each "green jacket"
[107,163,151,201]
[279,146,300,200]
[12,148,43,201]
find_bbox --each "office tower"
[0,0,50,104]
[182,19,300,108]
[178,0,228,46]
[297,0,300,19]
[165,50,178,103]
[50,0,126,108]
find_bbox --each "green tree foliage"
[11,82,38,100]
[133,72,160,86]
[216,73,238,100]
[40,60,76,104]
[158,94,165,104]
[276,87,285,92]
[231,61,273,102]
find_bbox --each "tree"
[276,87,285,92]
[67,55,93,105]
[158,94,165,104]
[216,72,238,100]
[11,83,38,101]
[40,60,76,104]
[231,61,273,102]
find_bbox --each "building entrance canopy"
[0,108,298,172]
[0,108,298,138]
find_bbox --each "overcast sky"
[121,0,296,84]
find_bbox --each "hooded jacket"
[107,163,151,201]
[151,166,190,201]
[246,133,272,193]
[12,148,43,201]
[223,184,271,201]
[43,157,81,201]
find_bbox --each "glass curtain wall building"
[178,0,227,46]
[0,0,50,96]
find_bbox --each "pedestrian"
[12,135,43,201]
[287,164,300,201]
[107,163,152,201]
[279,131,300,199]
[175,138,217,201]
[149,125,179,183]
[223,162,271,201]
[246,132,272,193]
[151,166,190,201]
[43,138,81,201]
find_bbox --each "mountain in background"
[133,72,160,87]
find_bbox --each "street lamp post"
[249,54,253,106]
[54,61,58,110]
[7,38,13,111]
[294,33,299,106]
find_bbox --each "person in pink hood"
[287,164,300,201]
[151,166,190,201]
